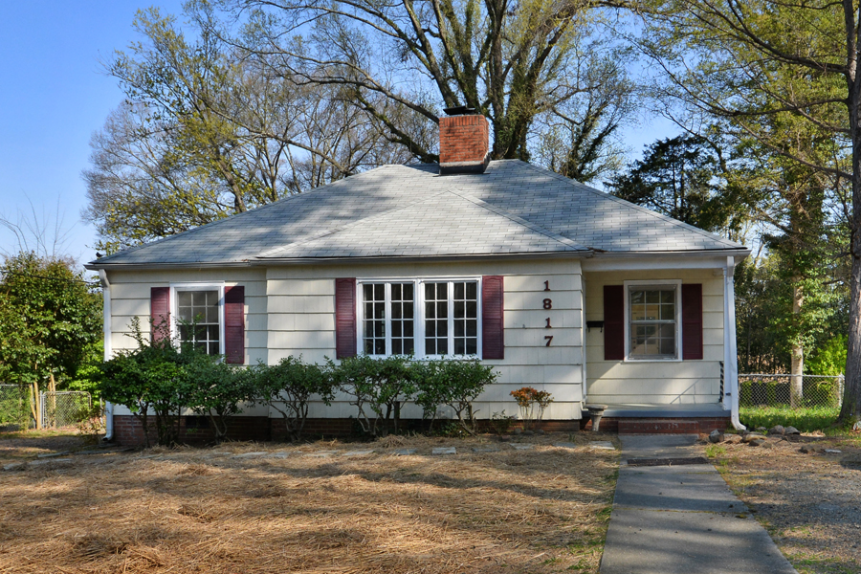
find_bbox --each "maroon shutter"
[224,286,245,364]
[150,287,170,344]
[335,278,357,359]
[682,283,703,360]
[482,275,504,359]
[604,285,625,360]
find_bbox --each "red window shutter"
[482,276,504,359]
[335,278,357,359]
[224,286,245,364]
[150,287,170,344]
[682,284,704,360]
[604,285,625,360]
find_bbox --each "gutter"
[98,270,114,442]
[85,247,751,272]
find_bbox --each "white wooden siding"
[584,269,725,405]
[266,259,584,420]
[105,259,585,420]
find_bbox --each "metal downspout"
[98,270,114,441]
[724,259,745,431]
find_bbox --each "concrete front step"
[616,418,729,434]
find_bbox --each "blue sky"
[0,1,185,266]
[0,2,674,270]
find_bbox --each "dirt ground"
[0,429,98,460]
[0,433,619,574]
[705,432,861,574]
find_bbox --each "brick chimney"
[438,106,490,175]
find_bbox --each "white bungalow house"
[87,111,749,444]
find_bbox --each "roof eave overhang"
[85,247,749,272]
[85,250,589,271]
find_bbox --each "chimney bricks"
[439,113,490,175]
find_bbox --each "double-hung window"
[175,288,223,355]
[358,279,479,357]
[362,282,415,355]
[627,283,679,360]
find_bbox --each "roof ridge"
[441,186,589,252]
[92,167,392,264]
[255,189,452,258]
[515,161,744,250]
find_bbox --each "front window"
[629,286,677,360]
[177,290,221,355]
[359,279,478,357]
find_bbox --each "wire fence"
[0,384,31,428]
[739,374,844,410]
[40,391,92,429]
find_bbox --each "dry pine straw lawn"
[0,434,619,574]
[706,434,861,574]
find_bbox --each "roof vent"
[439,106,490,175]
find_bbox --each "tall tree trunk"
[840,23,861,423]
[790,284,804,408]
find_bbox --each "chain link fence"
[0,384,31,429]
[40,391,92,429]
[739,374,844,409]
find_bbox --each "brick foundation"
[112,414,729,446]
[112,415,583,446]
[584,417,731,434]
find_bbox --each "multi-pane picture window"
[359,279,479,358]
[629,287,677,359]
[177,290,221,355]
[363,283,415,355]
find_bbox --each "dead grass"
[0,433,619,574]
[705,433,861,574]
[0,429,94,460]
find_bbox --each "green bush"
[253,357,336,441]
[414,358,498,435]
[186,355,255,442]
[330,354,418,437]
[806,335,847,376]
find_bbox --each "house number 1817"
[543,280,552,345]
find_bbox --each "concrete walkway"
[600,435,798,574]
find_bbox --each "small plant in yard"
[75,402,104,444]
[510,386,554,429]
[489,410,516,434]
[253,356,335,441]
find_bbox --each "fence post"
[39,392,46,429]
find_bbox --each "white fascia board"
[581,253,743,272]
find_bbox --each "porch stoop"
[582,404,731,434]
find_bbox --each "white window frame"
[355,277,482,359]
[170,282,225,356]
[623,279,682,362]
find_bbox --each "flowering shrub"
[510,387,554,429]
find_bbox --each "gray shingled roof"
[90,160,745,266]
